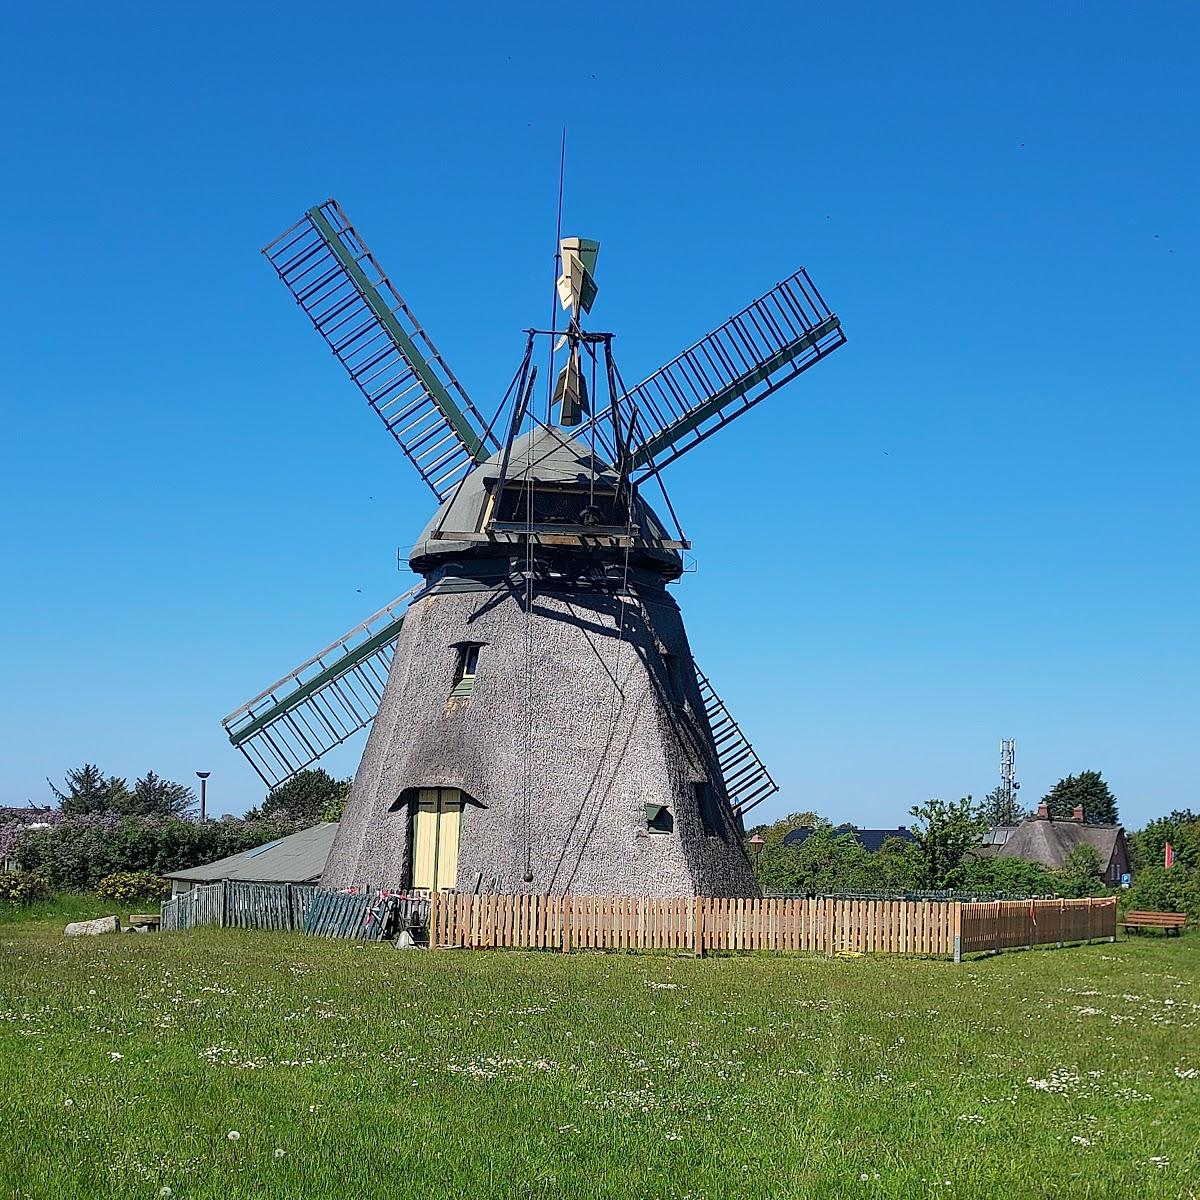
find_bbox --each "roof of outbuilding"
[163,822,338,884]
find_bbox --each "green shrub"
[95,871,170,905]
[16,812,311,892]
[0,871,52,905]
[1122,865,1200,918]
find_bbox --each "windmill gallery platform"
[221,199,846,899]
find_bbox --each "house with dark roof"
[163,822,339,896]
[782,825,917,852]
[975,803,1130,884]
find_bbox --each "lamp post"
[748,833,765,869]
[196,771,211,822]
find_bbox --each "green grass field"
[1,900,1197,1199]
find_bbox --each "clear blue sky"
[1,3,1196,827]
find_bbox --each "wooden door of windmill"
[411,788,463,892]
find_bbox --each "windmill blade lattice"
[222,588,417,788]
[263,200,496,500]
[584,268,844,481]
[695,667,778,817]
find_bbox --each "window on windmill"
[662,653,684,702]
[644,803,673,834]
[694,782,723,838]
[450,644,481,698]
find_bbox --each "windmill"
[223,198,845,896]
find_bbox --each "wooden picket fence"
[161,882,430,941]
[162,886,1116,960]
[304,891,431,940]
[161,881,316,933]
[959,896,1117,954]
[428,893,1116,961]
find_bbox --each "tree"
[260,769,350,824]
[1130,811,1200,874]
[958,853,1061,898]
[907,796,987,889]
[49,765,132,816]
[1058,843,1105,898]
[129,771,195,819]
[980,785,1024,827]
[1041,771,1119,825]
[753,825,917,895]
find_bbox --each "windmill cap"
[408,426,681,576]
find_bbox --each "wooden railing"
[161,882,429,941]
[429,893,1116,960]
[161,887,1117,960]
[959,897,1117,954]
[161,881,316,932]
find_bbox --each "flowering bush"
[96,871,170,905]
[0,871,52,905]
[16,812,312,891]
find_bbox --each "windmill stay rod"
[546,128,567,424]
[429,341,535,543]
[488,339,539,528]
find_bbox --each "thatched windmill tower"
[223,200,845,897]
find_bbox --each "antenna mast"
[999,738,1019,815]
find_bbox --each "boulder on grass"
[64,916,120,937]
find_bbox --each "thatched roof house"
[977,803,1130,884]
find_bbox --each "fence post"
[561,894,571,954]
[692,896,704,958]
[952,902,962,964]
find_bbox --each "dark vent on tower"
[493,484,626,528]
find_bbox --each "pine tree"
[131,771,196,819]
[261,769,350,823]
[1041,771,1119,824]
[980,785,1024,827]
[49,764,132,816]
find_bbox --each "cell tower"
[999,739,1020,814]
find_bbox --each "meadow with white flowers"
[0,900,1197,1199]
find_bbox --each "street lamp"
[748,833,765,869]
[196,771,211,822]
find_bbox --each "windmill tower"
[223,199,846,897]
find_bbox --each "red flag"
[1165,842,1175,870]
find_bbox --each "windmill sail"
[224,595,778,817]
[222,588,417,788]
[583,268,844,481]
[696,668,778,817]
[263,199,497,500]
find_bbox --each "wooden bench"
[128,913,161,930]
[1119,911,1187,936]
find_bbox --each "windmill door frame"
[410,788,464,892]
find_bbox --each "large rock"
[64,916,120,937]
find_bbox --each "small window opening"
[645,803,674,834]
[662,653,684,702]
[493,483,625,528]
[451,643,481,698]
[695,782,723,838]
